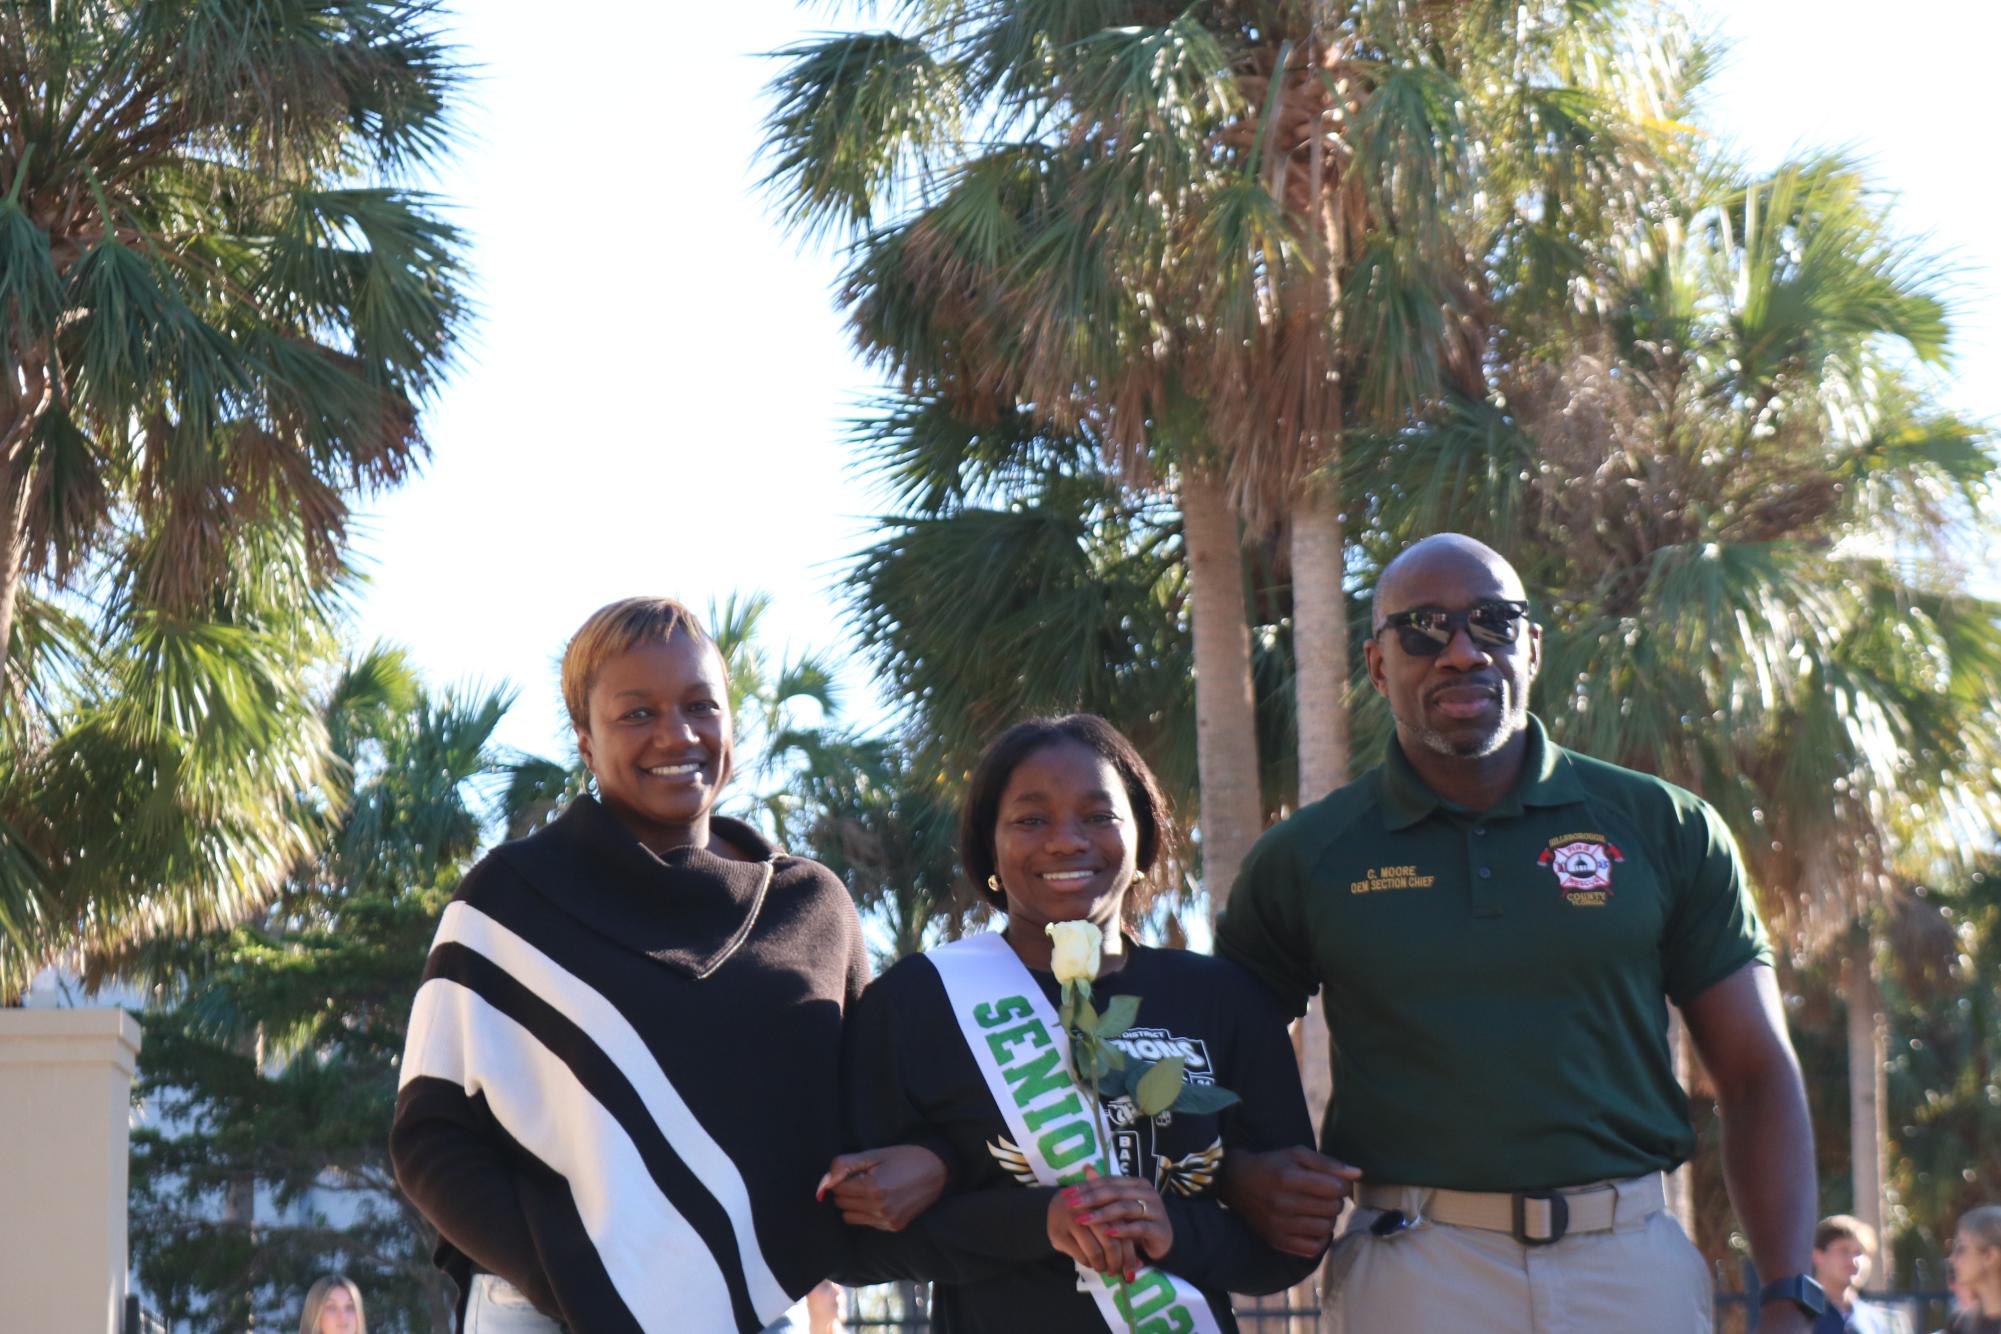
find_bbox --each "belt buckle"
[1511,1191,1569,1246]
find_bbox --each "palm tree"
[762,1,1667,913]
[1367,151,2001,1253]
[843,421,1194,783]
[778,729,970,962]
[705,591,843,842]
[0,0,467,679]
[0,510,353,1000]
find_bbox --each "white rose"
[1045,920,1103,985]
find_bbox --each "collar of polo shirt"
[1379,715,1588,829]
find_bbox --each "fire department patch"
[1538,833,1623,905]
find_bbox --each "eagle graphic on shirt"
[985,1131,1226,1197]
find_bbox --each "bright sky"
[350,1,2001,765]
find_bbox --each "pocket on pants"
[1322,1208,1407,1334]
[466,1275,563,1333]
[1588,1212,1712,1334]
[1656,1213,1715,1333]
[1323,1208,1388,1299]
[486,1277,537,1308]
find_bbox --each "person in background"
[1811,1215,1901,1333]
[391,598,945,1333]
[298,1275,364,1334]
[1946,1207,2001,1334]
[1937,1274,1975,1334]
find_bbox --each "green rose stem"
[1060,974,1140,1334]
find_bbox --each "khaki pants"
[1321,1190,1713,1334]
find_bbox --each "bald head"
[1365,532,1541,772]
[1372,534,1526,631]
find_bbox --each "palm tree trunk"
[0,439,33,682]
[1179,467,1263,918]
[1295,126,1351,809]
[224,1023,265,1328]
[1290,481,1349,803]
[1845,926,1887,1240]
[1289,478,1344,1166]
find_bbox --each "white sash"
[925,932,1225,1334]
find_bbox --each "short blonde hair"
[560,597,718,732]
[298,1275,364,1334]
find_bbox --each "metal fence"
[123,1294,168,1334]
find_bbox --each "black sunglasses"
[1377,599,1531,657]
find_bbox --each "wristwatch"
[1756,1274,1828,1318]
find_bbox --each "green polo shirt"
[1215,716,1770,1192]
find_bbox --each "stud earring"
[987,874,1003,895]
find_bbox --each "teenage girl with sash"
[392,599,947,1333]
[838,714,1322,1332]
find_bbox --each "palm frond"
[850,390,1101,514]
[19,407,116,583]
[761,30,964,241]
[497,753,585,841]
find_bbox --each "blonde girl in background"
[298,1275,363,1334]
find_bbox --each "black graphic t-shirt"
[839,940,1318,1333]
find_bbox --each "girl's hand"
[1061,1165,1174,1263]
[1047,1190,1141,1278]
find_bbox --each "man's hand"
[1219,1145,1360,1258]
[817,1144,948,1231]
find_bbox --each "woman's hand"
[1058,1166,1173,1266]
[816,1144,948,1231]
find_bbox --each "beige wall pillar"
[0,1008,143,1334]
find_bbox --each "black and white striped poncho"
[391,797,868,1333]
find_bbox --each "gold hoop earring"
[986,874,1003,896]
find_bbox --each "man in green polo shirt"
[1215,534,1821,1333]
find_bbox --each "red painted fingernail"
[1061,1187,1080,1201]
[1106,1226,1122,1237]
[1125,1269,1137,1283]
[1077,1212,1097,1224]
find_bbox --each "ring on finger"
[1136,1199,1147,1217]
